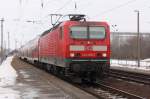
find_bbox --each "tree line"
[111,33,150,60]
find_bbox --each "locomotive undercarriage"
[68,61,110,83]
[42,60,110,83]
[24,57,109,83]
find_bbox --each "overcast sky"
[0,0,150,49]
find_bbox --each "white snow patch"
[111,59,150,74]
[142,58,150,62]
[111,59,150,68]
[0,56,20,99]
[0,87,20,99]
[0,56,18,87]
[19,70,30,78]
[0,56,17,78]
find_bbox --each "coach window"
[59,27,63,39]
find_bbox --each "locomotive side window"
[89,27,105,39]
[70,27,87,39]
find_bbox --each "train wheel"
[90,71,96,84]
[81,78,87,84]
[56,66,61,74]
[97,66,105,79]
[50,65,54,74]
[81,71,88,84]
[45,64,50,72]
[104,69,110,78]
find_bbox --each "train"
[18,14,110,83]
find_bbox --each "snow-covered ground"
[0,56,19,99]
[0,56,75,99]
[111,59,150,71]
[0,56,17,78]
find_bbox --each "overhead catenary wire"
[43,0,60,7]
[43,0,72,22]
[44,0,84,22]
[76,0,93,10]
[92,0,139,18]
[54,0,72,13]
[42,0,76,26]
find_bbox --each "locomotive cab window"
[70,27,87,39]
[89,26,106,39]
[70,26,106,39]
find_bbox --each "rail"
[96,82,145,99]
[109,69,150,85]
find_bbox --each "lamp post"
[112,25,120,63]
[0,18,4,62]
[134,10,140,67]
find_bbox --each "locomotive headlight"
[102,53,107,57]
[70,53,75,57]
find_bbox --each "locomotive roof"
[41,14,87,37]
[40,20,109,37]
[41,22,62,36]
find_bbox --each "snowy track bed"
[0,56,97,99]
[109,68,150,85]
[111,59,150,76]
[100,77,150,99]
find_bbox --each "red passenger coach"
[18,14,110,82]
[18,37,39,62]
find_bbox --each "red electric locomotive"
[18,14,110,82]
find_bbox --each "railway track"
[74,82,145,99]
[109,69,150,85]
[96,82,145,99]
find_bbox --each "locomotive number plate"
[82,53,95,57]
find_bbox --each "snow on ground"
[111,59,150,72]
[142,58,150,62]
[0,56,17,78]
[0,56,19,99]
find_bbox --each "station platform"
[0,56,97,99]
